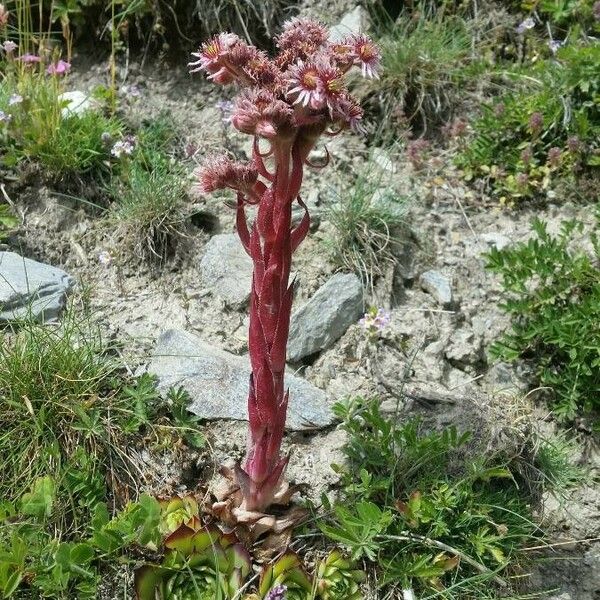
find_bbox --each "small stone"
[287,273,363,362]
[0,251,75,322]
[480,232,511,251]
[419,270,453,307]
[147,329,334,430]
[329,6,370,41]
[372,147,397,173]
[445,328,483,366]
[58,91,98,118]
[199,233,252,308]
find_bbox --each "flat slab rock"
[147,329,334,431]
[287,272,364,362]
[0,251,74,322]
[199,233,252,308]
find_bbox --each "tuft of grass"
[0,306,151,531]
[110,156,189,263]
[326,165,407,288]
[362,13,473,139]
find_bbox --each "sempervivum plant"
[258,552,313,599]
[317,549,365,599]
[135,519,251,600]
[191,18,380,515]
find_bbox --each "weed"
[459,41,600,202]
[318,398,545,599]
[486,214,600,421]
[326,165,407,289]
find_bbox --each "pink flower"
[350,34,381,78]
[1,40,16,54]
[287,61,324,109]
[17,53,41,64]
[189,32,241,84]
[232,89,293,138]
[317,63,346,113]
[276,17,328,52]
[528,111,544,135]
[196,155,259,196]
[547,146,561,167]
[332,95,365,133]
[46,59,71,76]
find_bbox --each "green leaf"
[20,476,55,519]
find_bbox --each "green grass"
[110,151,188,263]
[327,165,407,288]
[362,13,473,139]
[0,306,157,532]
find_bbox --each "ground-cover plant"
[319,397,549,599]
[0,38,122,182]
[111,156,189,262]
[459,40,600,202]
[0,306,204,528]
[486,214,600,422]
[327,165,407,288]
[192,20,380,515]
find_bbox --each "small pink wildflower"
[46,59,71,76]
[265,585,288,600]
[188,32,241,84]
[516,172,529,188]
[520,146,533,166]
[1,40,16,54]
[350,34,381,78]
[360,307,391,335]
[516,17,535,34]
[98,250,113,266]
[528,111,543,135]
[111,136,136,158]
[567,136,582,153]
[547,146,561,167]
[17,53,41,64]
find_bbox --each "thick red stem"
[237,136,307,511]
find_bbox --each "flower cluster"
[46,59,71,76]
[360,307,391,336]
[111,135,136,158]
[189,18,379,154]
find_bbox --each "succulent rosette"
[317,550,365,600]
[135,521,251,600]
[158,495,201,536]
[258,552,313,600]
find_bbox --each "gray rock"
[147,329,334,430]
[419,270,453,307]
[329,6,370,41]
[59,91,98,118]
[480,232,511,251]
[0,251,74,322]
[199,233,252,308]
[445,328,483,366]
[287,273,363,362]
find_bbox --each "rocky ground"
[1,6,599,600]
